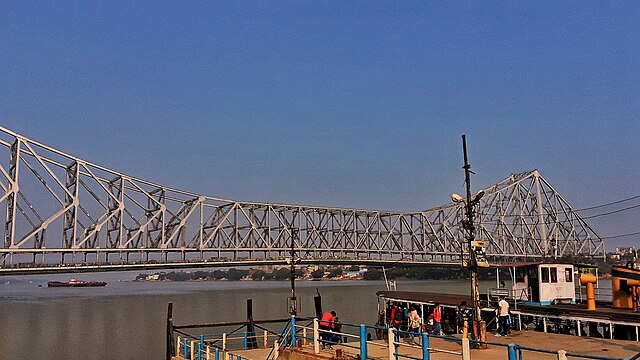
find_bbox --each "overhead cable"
[599,231,640,240]
[576,194,640,212]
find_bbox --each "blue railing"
[288,316,637,360]
[176,316,640,360]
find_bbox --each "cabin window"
[565,268,573,282]
[515,267,526,283]
[541,267,550,283]
[550,267,558,283]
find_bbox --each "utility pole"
[460,134,486,344]
[289,228,298,315]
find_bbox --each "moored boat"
[47,278,107,287]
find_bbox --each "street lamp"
[452,134,487,344]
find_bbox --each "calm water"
[0,273,489,360]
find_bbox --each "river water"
[0,273,492,360]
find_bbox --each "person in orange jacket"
[319,311,336,349]
[432,303,442,335]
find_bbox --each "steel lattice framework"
[0,126,604,273]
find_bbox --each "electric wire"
[575,194,640,212]
[599,231,640,240]
[578,203,640,220]
[474,200,640,219]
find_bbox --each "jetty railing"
[289,315,636,360]
[167,300,639,360]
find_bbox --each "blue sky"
[0,1,638,248]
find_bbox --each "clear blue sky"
[0,1,638,249]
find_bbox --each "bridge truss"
[0,126,604,273]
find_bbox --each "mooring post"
[246,299,257,349]
[215,347,220,360]
[166,302,175,360]
[314,290,323,319]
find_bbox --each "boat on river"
[47,278,107,287]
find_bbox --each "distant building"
[608,246,637,263]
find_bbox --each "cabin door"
[528,267,540,302]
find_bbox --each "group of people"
[388,302,443,336]
[320,296,511,350]
[386,297,511,338]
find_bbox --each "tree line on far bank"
[135,266,484,282]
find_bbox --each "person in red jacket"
[432,303,442,335]
[319,311,336,349]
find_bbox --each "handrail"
[176,315,635,360]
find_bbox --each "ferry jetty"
[47,278,107,287]
[377,261,640,342]
[165,270,640,360]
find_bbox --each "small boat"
[47,278,107,287]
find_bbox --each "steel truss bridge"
[0,126,604,274]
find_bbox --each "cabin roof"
[376,290,473,307]
[495,261,541,268]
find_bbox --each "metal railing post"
[291,315,297,347]
[314,318,320,353]
[388,328,395,360]
[557,350,568,360]
[177,336,181,357]
[461,337,470,360]
[421,333,429,360]
[184,338,188,358]
[243,331,248,350]
[508,344,517,360]
[359,324,367,360]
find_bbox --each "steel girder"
[0,126,605,270]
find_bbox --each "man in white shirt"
[496,296,510,337]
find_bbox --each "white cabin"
[503,262,576,305]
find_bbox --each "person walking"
[408,306,422,344]
[496,296,510,337]
[431,303,442,335]
[390,304,402,329]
